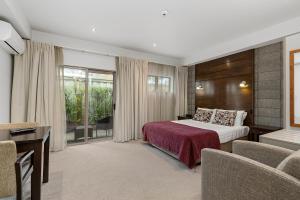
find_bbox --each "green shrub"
[64,80,113,124]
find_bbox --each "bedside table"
[249,125,282,142]
[177,114,193,120]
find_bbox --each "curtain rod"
[23,38,116,58]
[63,47,179,67]
[63,47,116,58]
[25,39,180,66]
[63,47,181,67]
[24,39,179,66]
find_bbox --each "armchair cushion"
[201,148,300,200]
[277,150,300,180]
[232,140,294,168]
[0,141,17,198]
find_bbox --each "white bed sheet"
[172,119,249,144]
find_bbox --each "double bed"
[144,51,255,168]
[142,109,250,168]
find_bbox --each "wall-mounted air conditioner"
[0,20,25,55]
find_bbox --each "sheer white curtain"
[52,47,67,151]
[175,66,188,117]
[113,57,148,142]
[11,41,66,151]
[147,63,176,122]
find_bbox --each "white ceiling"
[0,0,31,38]
[17,0,300,59]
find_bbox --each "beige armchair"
[201,140,300,200]
[0,141,34,200]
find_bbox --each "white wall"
[32,30,181,68]
[0,47,12,123]
[283,33,300,131]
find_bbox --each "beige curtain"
[11,41,66,151]
[113,57,148,142]
[52,47,67,151]
[148,63,176,122]
[175,66,188,117]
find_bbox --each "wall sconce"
[196,82,204,90]
[226,59,231,67]
[239,81,249,88]
[196,85,203,90]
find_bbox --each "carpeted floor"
[42,141,202,200]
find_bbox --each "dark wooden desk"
[0,126,51,200]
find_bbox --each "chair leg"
[15,164,22,200]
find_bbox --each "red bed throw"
[143,121,220,168]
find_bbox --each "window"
[148,75,171,92]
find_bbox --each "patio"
[66,127,113,144]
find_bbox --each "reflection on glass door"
[88,71,113,141]
[64,67,114,144]
[64,68,86,144]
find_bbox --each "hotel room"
[0,0,300,199]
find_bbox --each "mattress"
[172,119,249,144]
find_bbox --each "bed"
[145,52,254,168]
[142,109,250,168]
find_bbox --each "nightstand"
[177,114,193,120]
[249,125,282,142]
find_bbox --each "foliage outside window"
[88,83,113,124]
[64,68,113,126]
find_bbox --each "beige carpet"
[42,141,202,200]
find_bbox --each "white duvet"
[172,119,249,144]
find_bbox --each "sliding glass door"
[88,71,114,141]
[64,66,114,144]
[64,68,86,144]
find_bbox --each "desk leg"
[43,135,50,183]
[31,143,42,200]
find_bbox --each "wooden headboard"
[195,50,254,126]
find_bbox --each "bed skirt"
[148,136,248,164]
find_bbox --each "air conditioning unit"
[0,21,25,55]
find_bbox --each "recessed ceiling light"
[153,43,157,47]
[161,10,168,17]
[92,27,96,32]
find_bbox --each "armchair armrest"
[232,140,294,168]
[201,149,300,200]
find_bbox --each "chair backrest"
[96,116,113,128]
[0,122,39,130]
[108,116,113,127]
[0,141,17,198]
[277,149,300,180]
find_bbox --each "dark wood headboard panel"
[195,50,254,126]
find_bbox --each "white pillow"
[209,109,217,123]
[235,111,247,126]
